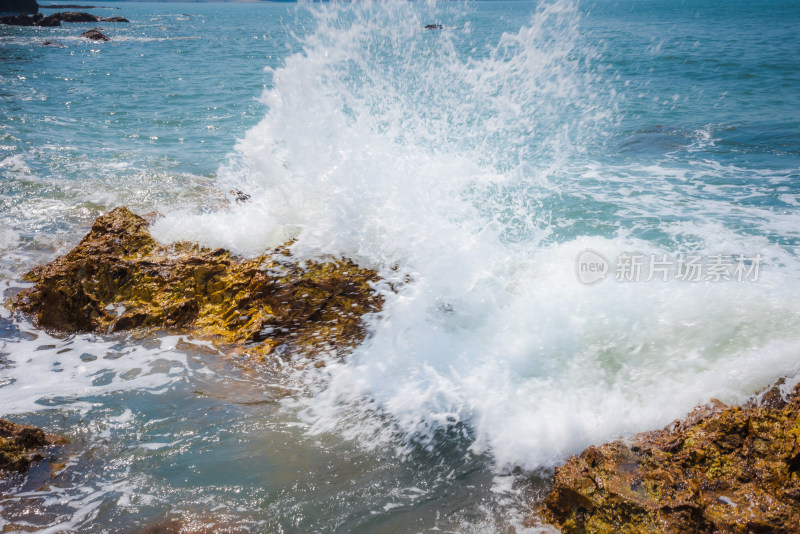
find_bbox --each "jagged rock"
[99,16,127,22]
[37,14,60,26]
[424,24,443,30]
[0,12,35,24]
[80,27,108,41]
[0,419,65,473]
[11,207,384,361]
[539,381,800,533]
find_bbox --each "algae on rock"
[11,207,384,361]
[539,381,800,533]
[0,419,64,473]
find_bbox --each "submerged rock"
[79,27,108,41]
[11,207,384,361]
[539,381,800,533]
[0,419,65,473]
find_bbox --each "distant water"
[1,0,799,531]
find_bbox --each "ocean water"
[1,0,799,531]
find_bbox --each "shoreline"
[6,207,800,532]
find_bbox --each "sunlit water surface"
[1,0,799,531]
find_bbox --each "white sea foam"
[144,0,800,470]
[0,154,33,177]
[0,285,211,417]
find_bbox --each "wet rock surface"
[47,10,95,22]
[539,380,800,533]
[79,27,107,41]
[0,419,64,473]
[11,207,384,362]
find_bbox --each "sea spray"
[147,0,800,471]
[0,0,798,529]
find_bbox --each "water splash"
[148,0,800,471]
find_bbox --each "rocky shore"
[8,208,800,532]
[10,207,384,364]
[538,380,800,533]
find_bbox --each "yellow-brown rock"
[539,381,800,533]
[11,207,383,360]
[0,418,65,473]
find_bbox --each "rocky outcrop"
[48,10,95,22]
[10,207,384,362]
[0,0,37,15]
[80,27,107,41]
[40,4,99,8]
[539,380,800,533]
[0,419,64,473]
[36,13,60,26]
[0,12,37,24]
[1,11,128,26]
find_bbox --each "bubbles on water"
[0,291,210,416]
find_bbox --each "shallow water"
[1,0,799,531]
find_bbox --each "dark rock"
[10,207,385,363]
[424,24,442,30]
[537,380,800,533]
[0,0,38,15]
[80,27,108,41]
[0,13,35,24]
[2,10,119,26]
[49,10,97,22]
[36,14,61,26]
[40,4,98,8]
[231,190,250,203]
[0,419,65,473]
[3,11,125,26]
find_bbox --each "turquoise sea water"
[1,0,799,531]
